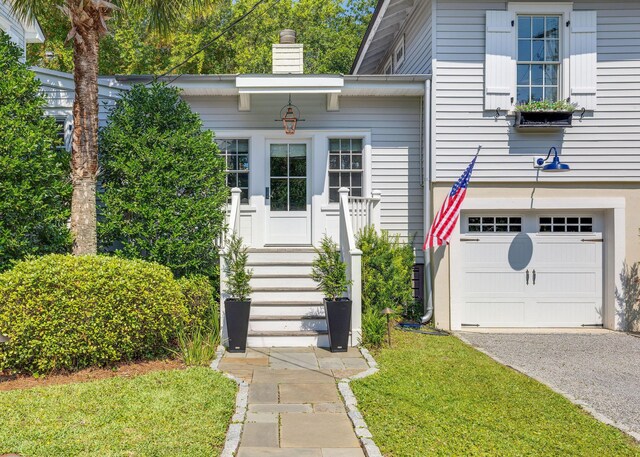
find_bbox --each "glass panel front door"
[270,144,307,211]
[267,142,311,245]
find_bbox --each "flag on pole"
[423,156,477,250]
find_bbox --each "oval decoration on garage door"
[460,213,603,328]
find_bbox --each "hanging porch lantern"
[276,95,304,135]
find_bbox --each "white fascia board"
[23,19,45,43]
[353,0,392,74]
[236,75,344,94]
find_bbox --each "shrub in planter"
[0,255,189,374]
[223,233,253,353]
[311,236,352,352]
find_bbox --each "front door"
[266,142,311,245]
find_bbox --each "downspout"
[422,78,434,324]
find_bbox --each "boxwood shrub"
[0,255,190,374]
[177,275,217,330]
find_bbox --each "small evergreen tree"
[223,234,253,301]
[98,83,228,279]
[311,235,351,301]
[0,32,71,272]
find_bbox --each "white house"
[0,1,44,58]
[8,0,640,346]
[354,0,640,333]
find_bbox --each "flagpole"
[421,145,482,325]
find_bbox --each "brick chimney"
[272,29,303,74]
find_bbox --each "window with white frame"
[467,216,522,233]
[394,36,405,69]
[215,139,249,203]
[484,8,598,111]
[383,58,393,75]
[328,138,363,203]
[516,15,561,104]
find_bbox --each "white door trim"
[450,197,625,331]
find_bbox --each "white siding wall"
[0,2,26,53]
[184,94,425,258]
[376,0,433,75]
[434,0,640,182]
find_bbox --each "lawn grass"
[0,367,236,456]
[351,330,640,457]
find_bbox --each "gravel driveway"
[459,331,640,440]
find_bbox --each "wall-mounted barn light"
[535,147,570,172]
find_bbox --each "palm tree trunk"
[70,24,100,255]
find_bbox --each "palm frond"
[115,0,219,34]
[9,0,66,23]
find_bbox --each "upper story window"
[215,139,249,203]
[516,15,560,104]
[383,58,393,75]
[328,138,363,203]
[394,36,405,69]
[484,9,598,112]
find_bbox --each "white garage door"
[460,214,603,328]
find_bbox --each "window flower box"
[514,110,574,129]
[514,100,577,130]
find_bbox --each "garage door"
[460,214,603,328]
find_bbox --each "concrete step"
[247,262,313,276]
[251,287,324,303]
[250,302,324,317]
[249,315,327,332]
[247,331,329,348]
[248,250,315,263]
[250,274,316,289]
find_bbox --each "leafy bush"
[175,275,221,366]
[0,255,189,374]
[0,32,71,272]
[178,275,217,329]
[311,235,351,300]
[98,82,228,279]
[223,233,253,301]
[361,308,387,349]
[357,226,415,315]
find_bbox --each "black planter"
[515,110,573,129]
[324,298,352,352]
[225,298,251,353]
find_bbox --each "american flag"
[423,156,477,250]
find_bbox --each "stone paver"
[249,383,279,404]
[241,422,279,447]
[280,413,361,448]
[279,383,340,404]
[222,347,369,455]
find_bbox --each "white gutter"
[422,78,434,324]
[352,0,392,75]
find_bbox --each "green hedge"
[177,275,217,330]
[0,255,190,374]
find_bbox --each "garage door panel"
[526,301,602,327]
[463,301,526,327]
[533,271,600,296]
[463,271,526,295]
[464,239,527,268]
[534,239,601,267]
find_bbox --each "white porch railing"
[339,187,382,346]
[219,188,242,345]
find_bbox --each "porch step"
[248,262,313,276]
[250,315,327,332]
[250,274,316,289]
[250,302,324,317]
[252,288,324,303]
[247,330,329,348]
[247,249,315,263]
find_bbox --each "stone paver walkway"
[219,347,370,457]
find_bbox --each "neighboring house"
[354,0,640,332]
[0,1,43,59]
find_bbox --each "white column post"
[371,189,382,233]
[350,250,362,346]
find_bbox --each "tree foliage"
[28,0,375,75]
[311,235,351,301]
[98,83,228,279]
[223,233,253,301]
[0,32,71,272]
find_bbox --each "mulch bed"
[0,359,185,392]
